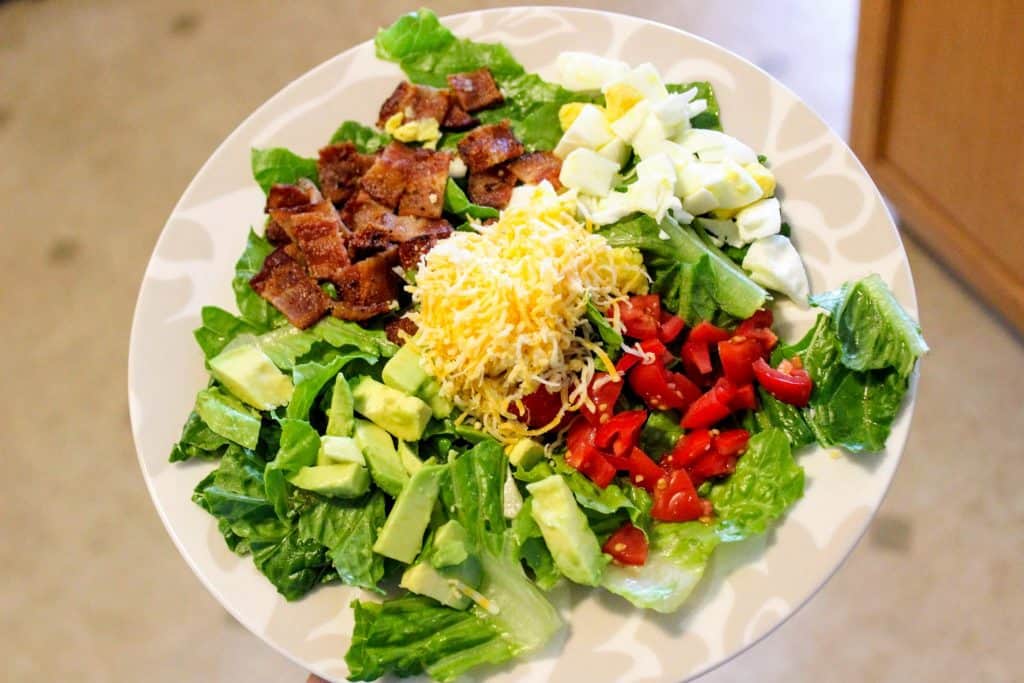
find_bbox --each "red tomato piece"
[713,428,750,456]
[602,522,649,566]
[658,312,686,344]
[615,295,662,340]
[639,338,672,365]
[688,321,731,345]
[736,309,778,355]
[665,428,713,469]
[752,358,813,407]
[625,447,665,491]
[687,450,738,487]
[511,387,562,427]
[629,362,700,412]
[579,452,617,488]
[595,410,648,456]
[651,469,705,522]
[566,419,617,487]
[580,373,623,426]
[681,378,738,429]
[730,383,759,411]
[680,339,714,377]
[717,336,763,385]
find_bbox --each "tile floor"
[2,1,1021,681]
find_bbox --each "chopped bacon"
[343,191,452,252]
[457,121,525,173]
[467,166,516,209]
[377,81,451,128]
[360,142,450,219]
[340,190,392,233]
[398,233,448,271]
[250,248,330,329]
[442,103,478,130]
[288,212,351,280]
[446,68,504,113]
[266,179,321,210]
[317,142,375,205]
[385,315,418,346]
[506,151,563,189]
[268,200,343,241]
[331,249,402,321]
[264,219,291,246]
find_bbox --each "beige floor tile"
[2,1,1018,681]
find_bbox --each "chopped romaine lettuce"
[444,178,500,220]
[297,491,387,593]
[329,120,391,152]
[264,418,320,519]
[250,147,318,194]
[232,229,286,330]
[194,386,262,449]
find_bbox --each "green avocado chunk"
[526,475,607,586]
[208,345,293,410]
[352,419,408,497]
[418,378,454,419]
[317,435,365,467]
[326,374,355,437]
[287,463,370,498]
[382,345,431,396]
[373,464,446,563]
[430,520,470,568]
[351,376,433,441]
[399,559,482,610]
[508,438,545,469]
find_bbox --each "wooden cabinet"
[851,0,1024,330]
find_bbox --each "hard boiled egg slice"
[631,112,673,159]
[742,235,810,306]
[651,93,695,132]
[559,148,621,196]
[596,137,631,167]
[603,63,669,103]
[735,197,782,243]
[676,128,758,165]
[696,217,744,247]
[682,187,719,216]
[627,153,683,222]
[554,104,615,158]
[609,100,650,142]
[704,160,764,210]
[556,52,630,91]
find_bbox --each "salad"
[169,9,928,682]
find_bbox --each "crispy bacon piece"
[442,103,478,130]
[446,68,504,113]
[317,142,375,205]
[342,191,452,255]
[360,142,450,219]
[398,234,447,271]
[268,200,342,241]
[467,166,516,209]
[250,248,330,329]
[377,81,451,128]
[506,151,563,189]
[385,315,418,346]
[288,212,351,280]
[264,219,291,246]
[331,249,402,321]
[457,121,525,173]
[264,179,323,244]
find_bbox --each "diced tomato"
[665,428,713,469]
[580,373,623,426]
[615,295,662,340]
[602,522,649,566]
[713,429,750,456]
[566,419,616,487]
[752,357,813,407]
[639,338,672,365]
[680,339,714,377]
[740,308,773,329]
[688,321,731,345]
[681,377,738,429]
[651,469,705,522]
[624,447,665,491]
[595,410,648,456]
[512,387,562,427]
[730,383,758,411]
[658,311,686,344]
[629,362,700,412]
[736,309,778,355]
[687,450,738,487]
[717,336,763,385]
[579,452,617,487]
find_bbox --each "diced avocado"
[317,435,365,467]
[372,464,445,563]
[526,475,608,586]
[430,520,470,568]
[418,378,453,418]
[352,419,408,497]
[399,560,483,611]
[286,463,369,498]
[351,376,433,442]
[208,345,293,410]
[382,345,430,396]
[325,373,354,437]
[397,440,423,475]
[508,438,545,469]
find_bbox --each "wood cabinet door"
[851,0,1024,330]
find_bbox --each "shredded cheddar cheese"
[408,183,647,442]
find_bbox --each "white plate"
[129,7,919,682]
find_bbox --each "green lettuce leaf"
[251,528,332,600]
[585,298,623,361]
[250,147,318,194]
[443,178,499,220]
[639,410,683,460]
[241,325,318,369]
[264,419,320,519]
[287,351,374,421]
[329,120,391,152]
[232,229,285,330]
[511,498,561,590]
[297,491,387,593]
[811,274,928,379]
[653,254,718,325]
[194,386,261,449]
[312,317,398,358]
[193,306,262,359]
[750,388,815,450]
[709,428,804,542]
[599,214,766,320]
[602,520,719,612]
[169,411,231,462]
[346,596,515,683]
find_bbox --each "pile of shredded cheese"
[408,182,648,442]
